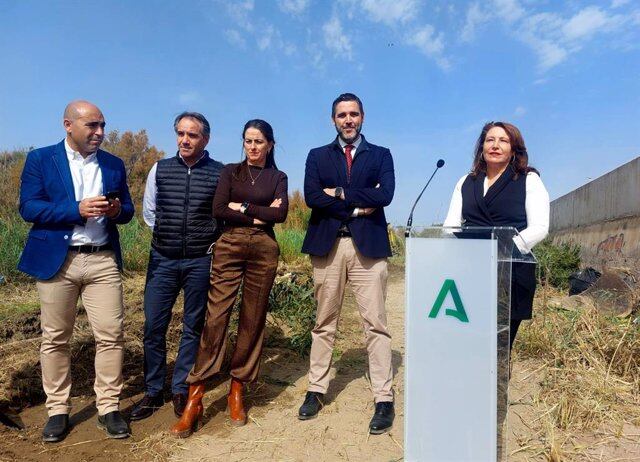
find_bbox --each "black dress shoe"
[42,414,69,443]
[130,394,164,421]
[97,411,131,439]
[172,393,188,418]
[298,391,324,420]
[369,401,394,434]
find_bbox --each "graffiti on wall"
[597,233,625,255]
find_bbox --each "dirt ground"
[1,268,639,461]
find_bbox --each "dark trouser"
[509,319,522,351]
[187,227,279,384]
[143,248,211,396]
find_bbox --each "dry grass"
[127,431,186,461]
[514,285,640,460]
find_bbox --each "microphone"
[405,159,445,238]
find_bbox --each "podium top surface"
[405,225,537,263]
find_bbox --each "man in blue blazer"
[298,93,396,434]
[18,101,134,442]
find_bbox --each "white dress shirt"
[443,172,550,254]
[142,162,159,228]
[65,139,108,246]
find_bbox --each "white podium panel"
[405,236,498,461]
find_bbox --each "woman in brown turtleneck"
[170,119,288,437]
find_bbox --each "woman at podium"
[443,121,549,350]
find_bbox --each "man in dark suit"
[298,93,395,434]
[18,100,134,442]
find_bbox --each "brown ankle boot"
[228,378,247,426]
[170,382,205,438]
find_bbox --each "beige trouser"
[308,238,393,402]
[36,251,124,417]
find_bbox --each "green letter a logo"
[428,279,469,323]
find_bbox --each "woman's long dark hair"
[470,121,538,179]
[233,119,277,181]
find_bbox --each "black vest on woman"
[461,166,536,320]
[152,152,224,259]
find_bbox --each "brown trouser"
[36,251,124,417]
[308,238,393,403]
[187,227,279,384]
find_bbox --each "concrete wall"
[550,156,640,271]
[551,157,640,232]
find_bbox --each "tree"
[0,149,28,214]
[101,130,165,212]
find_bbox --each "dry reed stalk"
[515,286,640,459]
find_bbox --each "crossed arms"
[303,148,395,220]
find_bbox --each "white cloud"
[460,0,522,43]
[405,25,450,70]
[517,13,568,70]
[562,7,620,41]
[220,0,296,57]
[494,0,525,23]
[224,29,246,48]
[323,16,353,60]
[278,0,310,15]
[611,0,630,8]
[461,3,488,42]
[225,0,255,31]
[460,2,636,73]
[257,26,274,51]
[359,0,419,26]
[514,106,527,117]
[333,0,449,70]
[306,41,326,70]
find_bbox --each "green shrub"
[268,270,316,355]
[535,238,581,289]
[0,215,30,283]
[120,217,152,273]
[276,228,306,264]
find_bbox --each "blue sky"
[1,0,638,225]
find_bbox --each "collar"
[65,139,97,162]
[176,150,209,167]
[338,135,362,152]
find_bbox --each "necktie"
[344,144,354,180]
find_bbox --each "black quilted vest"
[152,152,224,259]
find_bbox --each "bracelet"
[240,201,249,214]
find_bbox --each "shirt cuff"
[352,208,359,217]
[513,235,530,255]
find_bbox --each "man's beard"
[336,124,361,144]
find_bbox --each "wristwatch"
[240,201,249,214]
[334,187,344,198]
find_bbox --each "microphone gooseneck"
[405,159,445,238]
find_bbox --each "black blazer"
[302,135,395,258]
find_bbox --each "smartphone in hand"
[105,191,120,202]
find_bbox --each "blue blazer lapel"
[52,140,75,201]
[349,135,370,186]
[329,139,348,186]
[96,150,110,195]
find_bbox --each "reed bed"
[514,288,640,459]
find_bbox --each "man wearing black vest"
[130,112,224,421]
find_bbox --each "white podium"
[404,226,535,462]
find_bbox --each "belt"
[337,230,352,238]
[68,243,112,254]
